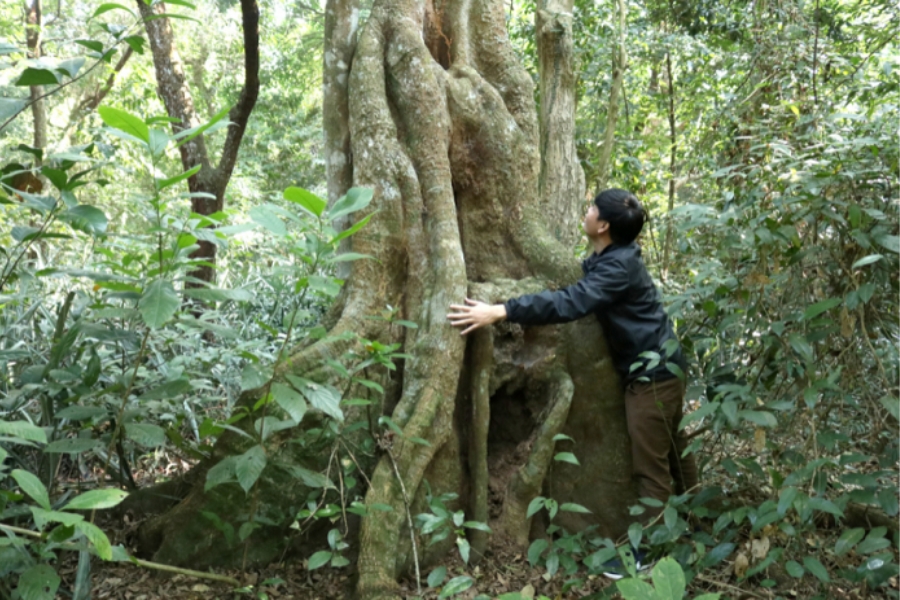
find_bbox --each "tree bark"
[536,0,585,247]
[136,0,260,286]
[129,0,634,595]
[25,0,47,159]
[594,0,627,192]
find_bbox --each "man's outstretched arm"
[447,299,507,335]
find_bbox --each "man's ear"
[597,220,610,236]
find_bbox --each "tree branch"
[217,0,260,184]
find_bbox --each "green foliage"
[616,557,720,600]
[415,488,492,566]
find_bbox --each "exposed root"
[467,328,493,561]
[498,369,574,545]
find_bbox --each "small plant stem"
[385,447,421,596]
[0,524,240,586]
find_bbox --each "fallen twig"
[694,573,769,599]
[0,524,240,587]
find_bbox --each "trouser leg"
[625,377,698,507]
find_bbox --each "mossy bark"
[129,0,636,595]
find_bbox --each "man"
[447,188,698,514]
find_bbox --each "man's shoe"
[602,548,653,580]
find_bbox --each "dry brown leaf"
[520,583,536,599]
[754,428,766,452]
[751,536,770,560]
[734,552,750,578]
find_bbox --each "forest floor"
[49,452,898,600]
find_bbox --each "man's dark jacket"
[503,242,685,384]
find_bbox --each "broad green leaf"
[123,35,145,54]
[803,298,841,320]
[308,550,332,570]
[328,187,373,221]
[627,522,643,551]
[0,98,27,122]
[560,502,592,514]
[284,465,333,489]
[17,564,60,600]
[139,378,191,400]
[287,376,343,422]
[235,445,266,493]
[76,520,113,560]
[333,211,375,242]
[857,533,891,554]
[875,234,899,254]
[75,39,105,53]
[802,556,830,582]
[330,554,350,568]
[250,205,287,235]
[59,205,108,235]
[63,488,128,511]
[91,3,135,18]
[172,105,231,148]
[16,68,59,86]
[462,521,492,532]
[0,420,47,444]
[851,254,883,269]
[457,537,471,563]
[427,566,447,588]
[139,279,179,328]
[56,58,85,78]
[43,438,99,454]
[438,575,474,598]
[11,469,51,510]
[30,507,84,528]
[125,423,166,447]
[527,538,548,565]
[55,406,106,421]
[737,410,777,428]
[616,577,658,600]
[284,186,326,217]
[157,164,201,191]
[204,456,236,491]
[879,396,899,420]
[784,560,804,578]
[807,496,843,518]
[98,106,149,143]
[777,487,799,515]
[554,452,580,465]
[835,528,865,555]
[272,383,307,422]
[526,496,545,519]
[652,557,685,600]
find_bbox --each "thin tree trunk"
[536,0,585,247]
[594,0,627,192]
[25,0,46,159]
[136,0,260,286]
[663,49,676,274]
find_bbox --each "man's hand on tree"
[447,298,507,335]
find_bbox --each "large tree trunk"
[127,0,634,595]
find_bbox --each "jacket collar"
[581,242,638,273]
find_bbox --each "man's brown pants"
[625,377,699,506]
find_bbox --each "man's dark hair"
[593,188,647,244]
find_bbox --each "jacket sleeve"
[503,258,629,326]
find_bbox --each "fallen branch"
[0,524,240,587]
[385,444,421,596]
[694,573,769,599]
